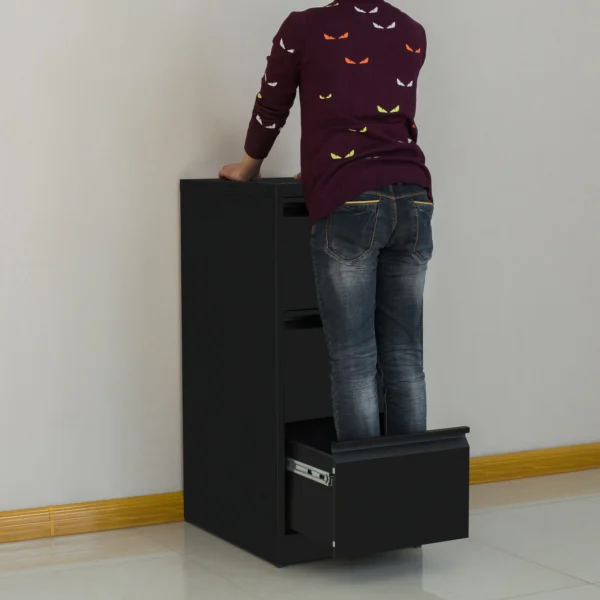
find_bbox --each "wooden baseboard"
[2,442,599,545]
[470,442,600,485]
[0,492,183,545]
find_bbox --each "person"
[220,0,433,442]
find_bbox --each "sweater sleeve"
[244,12,303,160]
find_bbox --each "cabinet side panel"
[181,182,279,563]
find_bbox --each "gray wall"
[0,0,598,511]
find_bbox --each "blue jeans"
[310,184,434,441]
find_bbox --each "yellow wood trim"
[0,507,52,544]
[471,442,600,485]
[0,492,183,544]
[2,443,599,545]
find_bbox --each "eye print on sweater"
[399,139,414,144]
[319,93,333,99]
[406,44,422,54]
[397,79,414,87]
[373,22,396,29]
[331,150,356,160]
[355,6,378,13]
[349,126,368,133]
[257,93,262,98]
[324,32,349,40]
[326,1,339,6]
[377,105,400,113]
[255,115,277,130]
[280,39,295,53]
[345,57,369,65]
[263,75,278,87]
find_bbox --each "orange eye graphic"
[326,32,349,40]
[346,57,369,65]
[415,48,422,54]
[406,44,414,52]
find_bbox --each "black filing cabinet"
[180,178,470,567]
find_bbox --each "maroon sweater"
[244,0,431,224]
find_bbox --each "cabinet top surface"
[181,178,299,186]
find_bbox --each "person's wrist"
[242,153,263,175]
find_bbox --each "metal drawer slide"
[286,458,333,487]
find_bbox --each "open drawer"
[286,420,470,558]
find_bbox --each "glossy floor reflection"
[0,470,599,600]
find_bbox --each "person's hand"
[219,154,263,182]
[293,172,301,179]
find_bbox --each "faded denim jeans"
[311,184,434,442]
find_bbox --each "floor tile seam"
[468,537,596,585]
[0,550,178,582]
[498,582,595,600]
[470,492,600,516]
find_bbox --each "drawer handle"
[284,313,322,329]
[287,458,333,487]
[283,202,308,217]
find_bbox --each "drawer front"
[283,316,332,423]
[287,427,471,557]
[280,205,318,311]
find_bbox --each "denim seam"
[395,192,430,201]
[310,238,340,434]
[413,208,420,256]
[344,200,380,205]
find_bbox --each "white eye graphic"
[374,21,395,29]
[370,7,378,13]
[373,22,384,29]
[397,79,414,87]
[407,139,413,143]
[279,38,295,53]
[267,81,278,87]
[256,115,277,130]
[354,6,366,12]
[386,21,396,29]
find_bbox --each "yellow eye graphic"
[345,150,355,158]
[331,153,342,160]
[257,93,262,99]
[349,126,368,133]
[377,105,388,113]
[390,105,400,113]
[319,93,333,99]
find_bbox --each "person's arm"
[219,12,303,181]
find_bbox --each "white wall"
[0,0,599,511]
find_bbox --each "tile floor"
[0,469,599,600]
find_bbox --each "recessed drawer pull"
[286,458,333,487]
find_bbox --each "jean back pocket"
[326,198,380,262]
